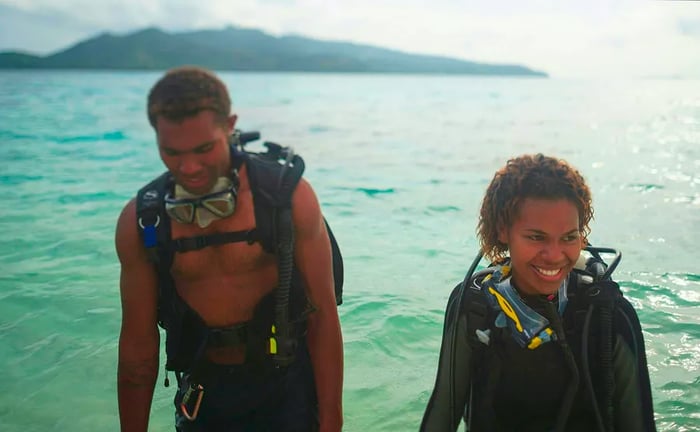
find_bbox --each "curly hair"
[147,66,231,128]
[477,154,593,262]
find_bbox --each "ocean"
[0,70,698,431]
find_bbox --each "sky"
[1,0,699,78]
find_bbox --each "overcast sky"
[1,0,699,78]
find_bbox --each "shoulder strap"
[244,143,305,253]
[325,218,344,305]
[135,172,174,268]
[244,142,344,305]
[572,246,657,432]
[135,172,177,329]
[135,172,172,263]
[462,267,499,428]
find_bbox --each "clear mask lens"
[201,195,235,217]
[164,184,236,226]
[165,201,196,224]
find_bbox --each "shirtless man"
[115,67,343,431]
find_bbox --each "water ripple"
[2,71,699,431]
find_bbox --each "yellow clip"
[527,328,553,350]
[528,337,542,350]
[269,325,277,354]
[488,287,523,332]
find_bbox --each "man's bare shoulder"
[293,178,321,210]
[115,197,159,311]
[115,198,148,266]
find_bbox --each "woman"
[420,154,656,432]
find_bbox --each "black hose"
[599,303,615,431]
[455,251,485,429]
[582,245,619,431]
[272,149,299,368]
[545,301,580,432]
[239,131,260,146]
[584,246,621,281]
[273,206,296,367]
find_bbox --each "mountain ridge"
[0,26,548,76]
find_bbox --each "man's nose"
[178,156,201,175]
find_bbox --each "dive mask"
[165,176,238,228]
[482,265,568,350]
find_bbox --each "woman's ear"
[497,226,508,245]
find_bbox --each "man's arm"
[115,199,161,432]
[292,179,344,432]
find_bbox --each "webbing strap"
[171,229,258,253]
[206,325,248,349]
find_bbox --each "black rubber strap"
[171,229,258,253]
[207,325,248,348]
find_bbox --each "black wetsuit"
[174,339,318,432]
[421,269,654,432]
[468,295,644,431]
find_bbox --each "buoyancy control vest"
[135,131,344,378]
[420,246,656,432]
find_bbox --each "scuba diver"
[420,154,656,432]
[115,67,344,431]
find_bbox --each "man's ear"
[227,114,238,134]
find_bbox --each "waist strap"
[207,324,248,348]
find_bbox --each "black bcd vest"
[135,137,344,374]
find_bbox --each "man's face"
[499,198,584,296]
[156,111,236,195]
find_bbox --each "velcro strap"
[172,229,258,253]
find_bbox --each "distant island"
[0,26,547,77]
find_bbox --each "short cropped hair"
[147,66,231,128]
[477,153,593,262]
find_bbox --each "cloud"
[0,0,698,78]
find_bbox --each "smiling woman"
[498,198,584,296]
[421,154,657,432]
[480,154,593,297]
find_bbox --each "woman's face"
[499,198,585,296]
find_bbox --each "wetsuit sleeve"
[613,334,645,432]
[421,285,473,432]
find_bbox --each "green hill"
[0,26,547,76]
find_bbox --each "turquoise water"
[0,71,698,431]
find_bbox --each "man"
[115,66,343,431]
